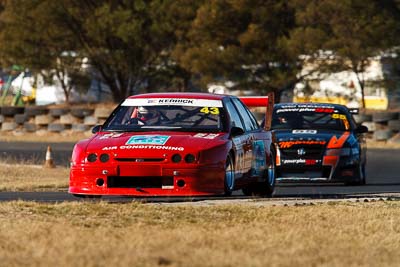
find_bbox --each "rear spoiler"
[240,92,275,131]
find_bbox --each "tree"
[288,0,400,108]
[52,0,184,102]
[0,0,89,104]
[173,0,300,100]
[0,0,196,103]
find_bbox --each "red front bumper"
[69,163,225,197]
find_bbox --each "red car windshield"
[103,105,224,132]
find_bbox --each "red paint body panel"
[70,164,225,196]
[240,96,269,107]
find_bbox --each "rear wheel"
[224,155,235,196]
[242,151,276,197]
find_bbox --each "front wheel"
[358,163,367,185]
[345,163,366,186]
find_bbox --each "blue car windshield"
[272,109,351,131]
[103,105,224,132]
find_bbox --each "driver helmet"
[137,106,160,124]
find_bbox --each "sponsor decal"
[199,107,220,115]
[102,146,118,151]
[331,113,350,130]
[194,133,220,139]
[277,104,336,113]
[120,145,184,151]
[126,135,170,145]
[157,99,194,104]
[279,140,326,148]
[327,132,350,148]
[315,108,334,113]
[282,159,321,165]
[102,145,184,151]
[280,104,335,109]
[122,98,223,107]
[332,113,347,120]
[305,159,321,165]
[292,130,317,134]
[282,159,305,164]
[99,133,124,139]
[297,148,306,155]
[251,141,266,176]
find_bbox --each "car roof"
[274,102,349,112]
[126,92,231,101]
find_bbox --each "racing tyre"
[24,106,48,117]
[264,152,277,196]
[242,151,276,197]
[94,107,112,119]
[70,108,94,119]
[1,106,24,116]
[373,129,393,141]
[49,108,70,117]
[345,164,366,186]
[1,122,17,131]
[14,114,27,124]
[372,112,398,123]
[23,122,37,132]
[358,164,367,185]
[388,120,400,131]
[353,113,372,124]
[224,155,235,196]
[48,123,65,132]
[71,124,90,132]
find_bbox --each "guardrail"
[0,106,113,134]
[354,111,400,143]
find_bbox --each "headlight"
[70,143,87,166]
[99,153,110,163]
[87,153,97,162]
[184,154,196,163]
[171,154,182,163]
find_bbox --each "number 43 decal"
[200,107,220,115]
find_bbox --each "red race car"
[69,92,275,197]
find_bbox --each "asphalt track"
[0,141,400,203]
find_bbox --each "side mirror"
[92,125,102,134]
[230,126,245,137]
[356,124,368,134]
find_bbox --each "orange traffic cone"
[44,145,55,168]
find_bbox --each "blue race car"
[271,103,368,185]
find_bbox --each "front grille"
[281,147,324,158]
[114,158,165,162]
[107,176,173,188]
